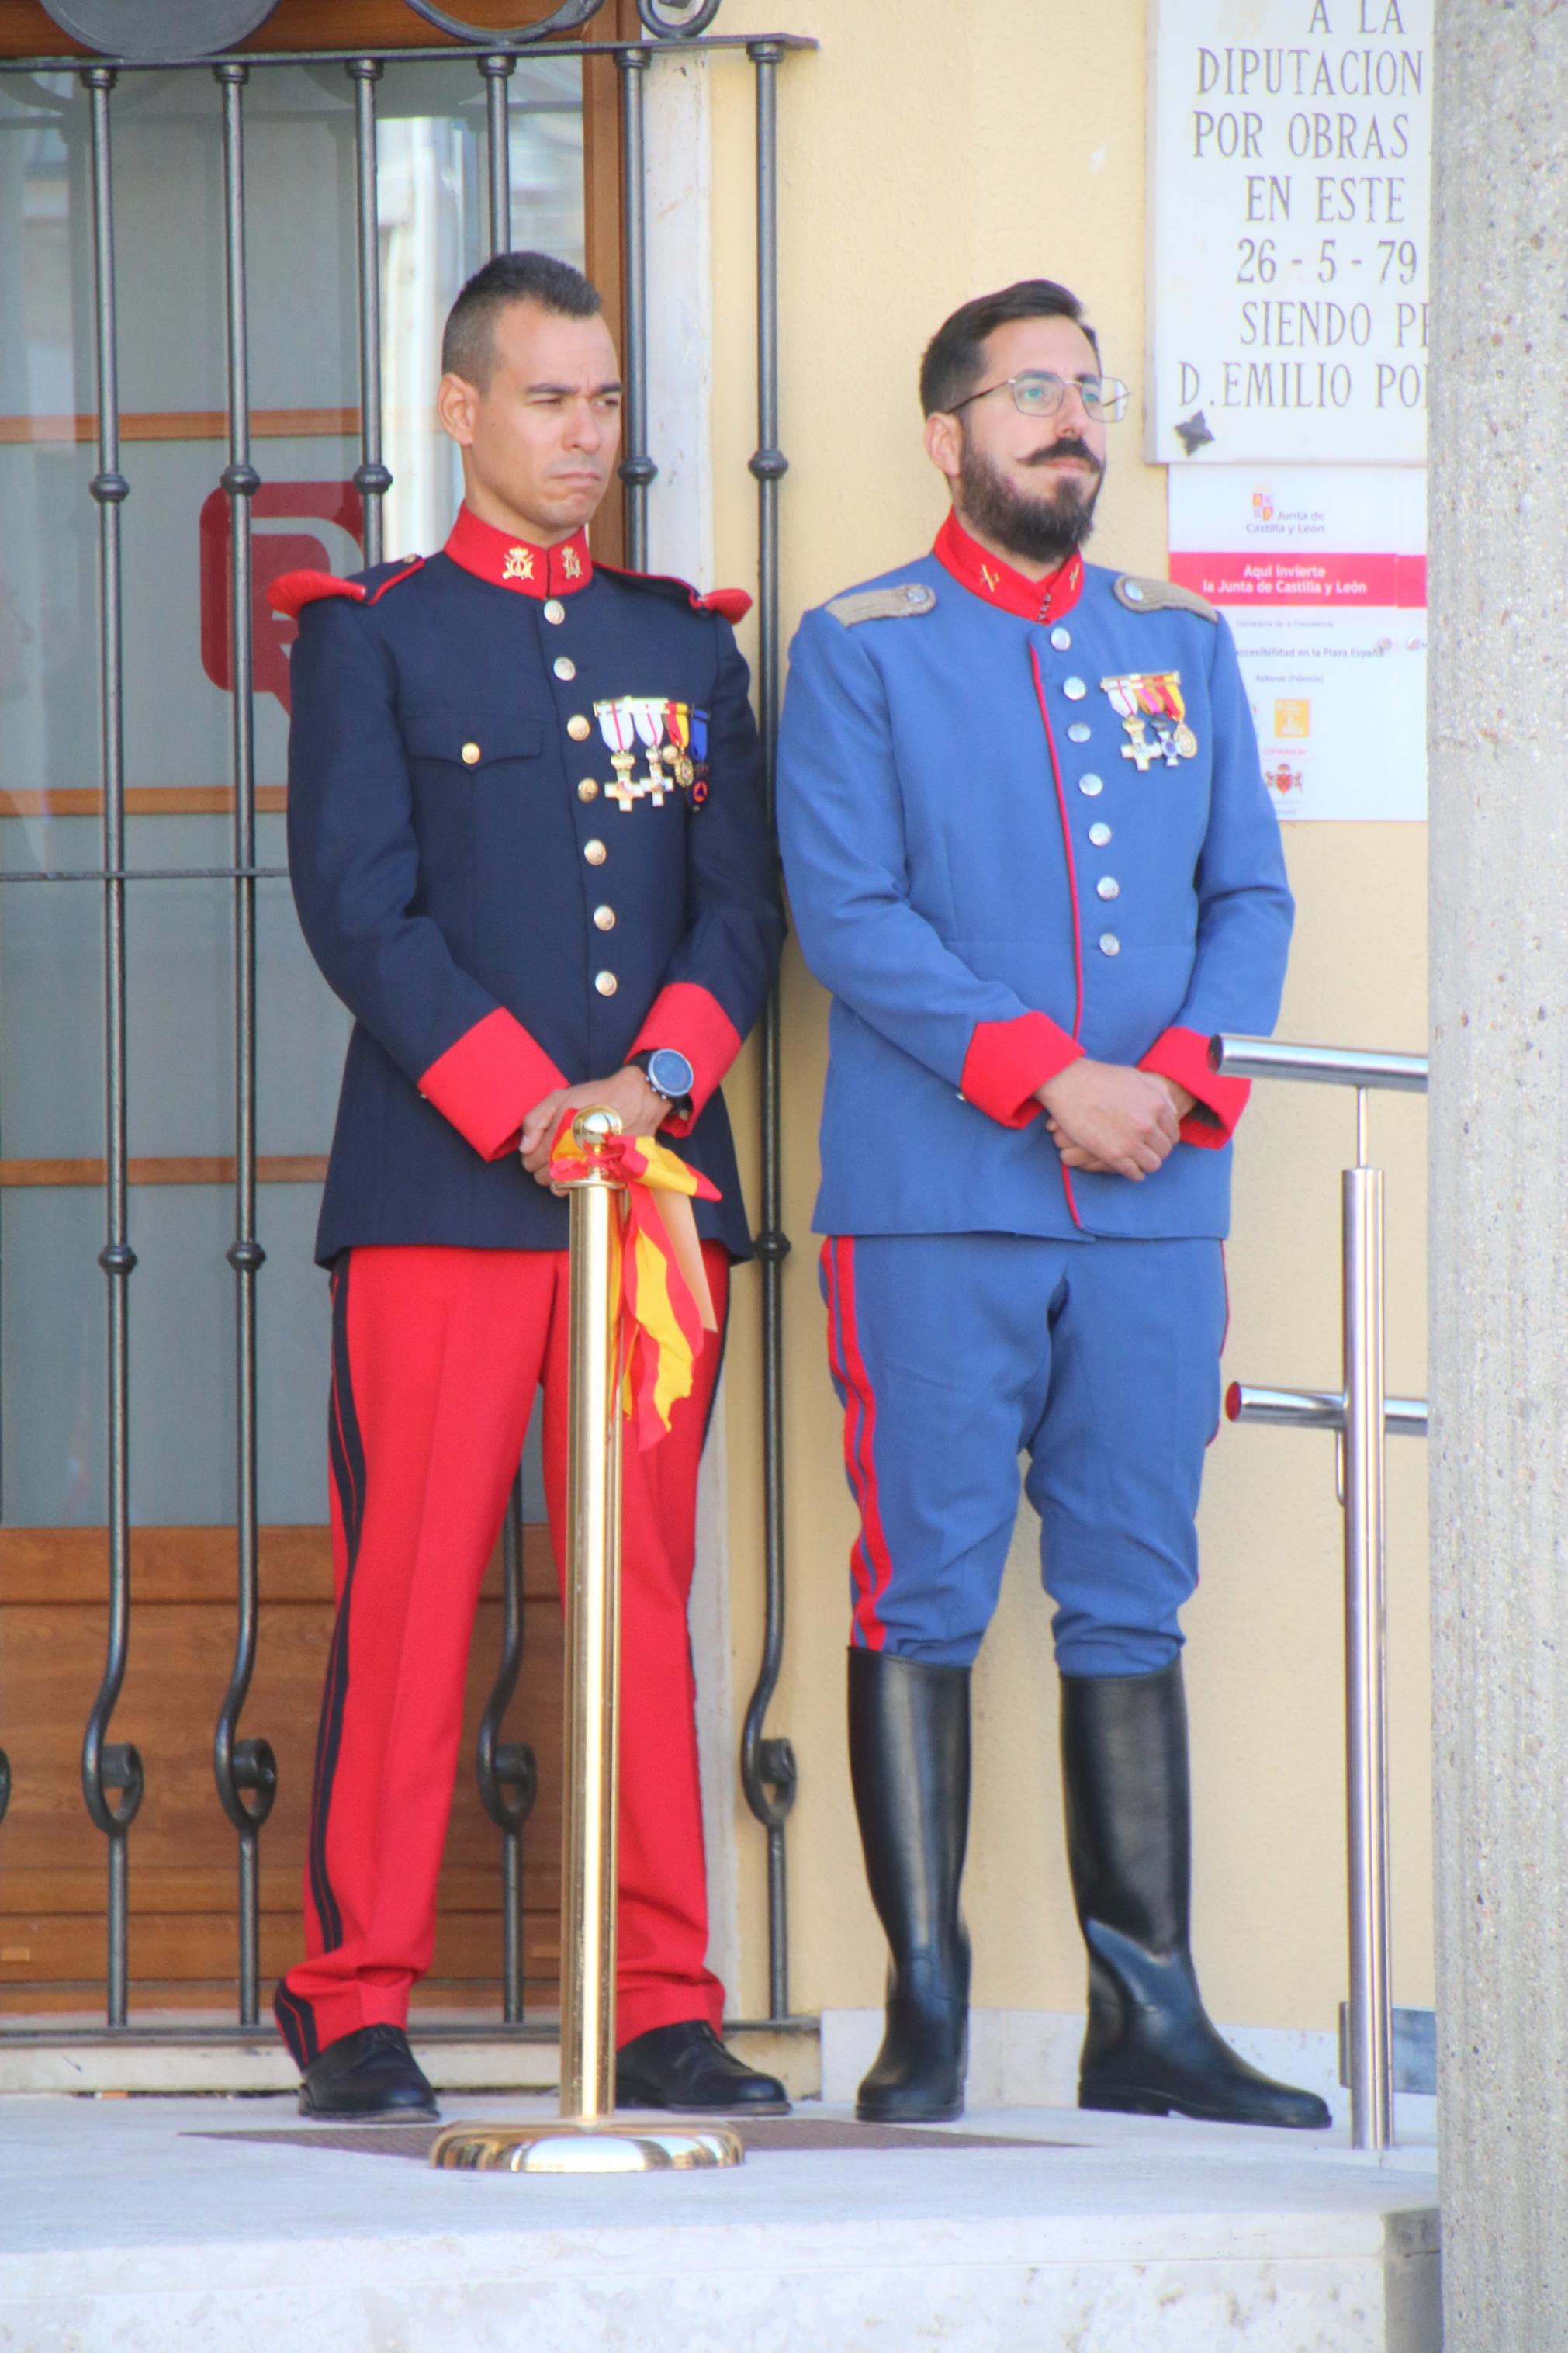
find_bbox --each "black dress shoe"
[298,2024,440,2121]
[614,2020,791,2114]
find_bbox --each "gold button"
[543,598,566,625]
[594,904,615,931]
[595,970,618,996]
[461,741,481,766]
[584,839,607,865]
[577,778,599,802]
[553,656,576,681]
[567,715,591,742]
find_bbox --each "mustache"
[1021,438,1102,473]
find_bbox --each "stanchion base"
[429,2119,743,2174]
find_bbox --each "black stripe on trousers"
[282,1256,369,2062]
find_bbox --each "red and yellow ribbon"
[549,1121,721,1449]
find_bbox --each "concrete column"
[1429,5,1568,2341]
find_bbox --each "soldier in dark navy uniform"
[779,279,1330,2133]
[269,251,786,2121]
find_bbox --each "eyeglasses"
[949,370,1130,424]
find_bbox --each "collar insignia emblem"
[562,546,583,580]
[502,545,535,583]
[980,563,1000,594]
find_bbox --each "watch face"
[648,1048,695,1102]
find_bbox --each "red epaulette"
[594,559,753,626]
[698,586,754,625]
[268,557,424,620]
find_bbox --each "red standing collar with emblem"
[442,504,593,598]
[933,510,1083,624]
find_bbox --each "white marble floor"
[0,2091,1440,2352]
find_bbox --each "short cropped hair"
[919,279,1099,418]
[441,251,602,388]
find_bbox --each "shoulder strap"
[268,556,424,620]
[825,581,937,627]
[1113,574,1219,625]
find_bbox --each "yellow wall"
[706,0,1430,2034]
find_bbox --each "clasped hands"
[518,1066,668,1187]
[1037,1059,1194,1182]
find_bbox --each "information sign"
[1148,0,1431,465]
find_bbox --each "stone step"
[0,2013,821,2098]
[0,2089,1441,2351]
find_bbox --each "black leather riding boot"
[1061,1661,1331,2130]
[848,1648,971,2124]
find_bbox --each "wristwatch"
[634,1047,695,1109]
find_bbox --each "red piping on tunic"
[1030,643,1085,1231]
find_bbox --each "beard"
[956,433,1104,566]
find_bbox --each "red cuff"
[417,1007,567,1160]
[960,1010,1083,1129]
[1137,1024,1249,1149]
[629,982,743,1135]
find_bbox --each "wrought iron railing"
[0,5,811,2042]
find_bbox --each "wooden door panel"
[0,1524,563,2013]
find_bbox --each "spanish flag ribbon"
[548,1122,722,1449]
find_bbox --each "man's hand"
[519,1066,668,1184]
[1036,1059,1182,1181]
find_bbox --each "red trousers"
[274,1241,729,2067]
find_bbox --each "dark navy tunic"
[276,506,784,1267]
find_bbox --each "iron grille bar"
[0,2014,814,2048]
[0,26,814,2049]
[471,55,538,2026]
[0,868,292,884]
[212,61,279,2032]
[616,47,654,567]
[348,61,389,568]
[480,54,515,249]
[0,38,816,78]
[739,36,796,2026]
[476,1499,538,2022]
[80,64,144,2032]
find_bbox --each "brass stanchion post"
[433,1109,742,2175]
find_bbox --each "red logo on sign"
[200,481,364,714]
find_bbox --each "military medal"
[1102,675,1164,771]
[1101,671,1196,768]
[689,706,710,807]
[661,702,697,791]
[594,698,642,811]
[628,697,672,805]
[1146,671,1197,762]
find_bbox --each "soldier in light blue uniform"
[778,279,1329,2133]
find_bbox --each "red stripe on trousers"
[826,1237,895,1650]
[279,1241,729,2057]
[822,1242,876,1640]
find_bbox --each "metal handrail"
[1211,1033,1426,2156]
[1210,1036,1428,1093]
[1227,1384,1427,1440]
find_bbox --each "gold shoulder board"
[825,582,937,626]
[1113,574,1218,624]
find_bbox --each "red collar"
[933,510,1082,623]
[443,504,593,598]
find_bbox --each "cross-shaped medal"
[1120,718,1165,771]
[607,751,641,812]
